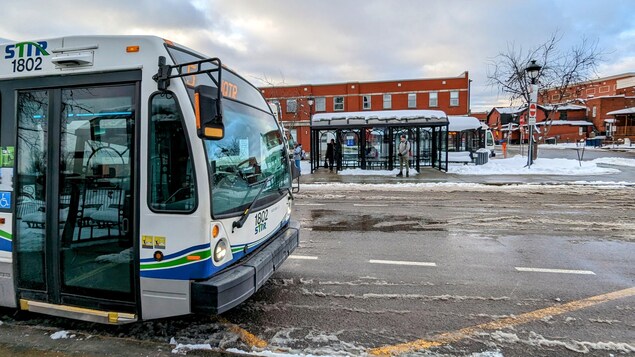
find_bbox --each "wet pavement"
[1,144,633,356]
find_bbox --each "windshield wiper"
[232,175,273,233]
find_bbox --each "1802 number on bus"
[254,209,268,234]
[11,58,43,73]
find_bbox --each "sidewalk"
[297,163,635,186]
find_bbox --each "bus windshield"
[165,45,291,216]
[205,100,290,216]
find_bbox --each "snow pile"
[170,337,213,355]
[50,330,73,340]
[448,155,620,176]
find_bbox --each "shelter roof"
[311,109,448,128]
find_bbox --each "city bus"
[0,36,299,324]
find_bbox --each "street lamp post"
[525,60,542,168]
[307,97,314,173]
[307,96,314,119]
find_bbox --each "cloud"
[1,0,633,112]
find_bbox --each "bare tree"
[487,31,604,149]
[253,74,312,122]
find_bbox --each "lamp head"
[525,60,542,83]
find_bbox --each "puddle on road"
[309,209,447,232]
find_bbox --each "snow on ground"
[488,330,635,354]
[592,157,635,167]
[299,155,635,178]
[448,155,622,176]
[339,168,418,176]
[541,143,635,151]
[170,337,213,355]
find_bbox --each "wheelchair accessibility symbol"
[0,192,11,209]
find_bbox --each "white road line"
[515,267,596,275]
[369,259,437,267]
[295,203,325,206]
[289,255,319,260]
[353,204,389,207]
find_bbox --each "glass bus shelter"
[310,110,449,173]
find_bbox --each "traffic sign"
[528,103,537,119]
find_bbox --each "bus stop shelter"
[310,110,449,173]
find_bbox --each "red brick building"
[260,72,471,151]
[487,105,592,144]
[539,72,635,139]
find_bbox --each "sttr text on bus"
[0,36,299,324]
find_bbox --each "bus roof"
[0,35,176,80]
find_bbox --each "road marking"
[289,255,319,260]
[295,203,325,206]
[219,317,268,349]
[515,267,596,275]
[354,204,389,207]
[369,286,635,356]
[369,259,437,267]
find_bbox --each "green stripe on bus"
[140,249,211,270]
[0,230,12,240]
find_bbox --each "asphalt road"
[225,183,634,356]
[1,180,634,356]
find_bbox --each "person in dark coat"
[334,138,342,172]
[325,139,335,172]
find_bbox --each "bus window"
[148,92,196,212]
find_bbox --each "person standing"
[396,135,410,177]
[293,143,303,175]
[325,139,335,172]
[334,138,342,172]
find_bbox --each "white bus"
[0,36,298,323]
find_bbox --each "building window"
[592,106,597,117]
[559,111,568,120]
[383,94,392,109]
[286,99,297,113]
[363,95,371,110]
[429,92,438,107]
[334,96,344,111]
[450,91,459,106]
[408,93,416,108]
[315,97,326,112]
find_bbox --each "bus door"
[7,74,139,314]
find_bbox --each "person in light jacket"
[293,143,303,174]
[396,135,410,177]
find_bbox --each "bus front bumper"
[191,220,299,314]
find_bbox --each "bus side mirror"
[195,85,224,140]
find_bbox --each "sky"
[1,0,634,112]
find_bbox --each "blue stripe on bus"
[0,237,11,252]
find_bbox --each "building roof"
[606,107,635,115]
[493,106,525,115]
[535,120,594,126]
[261,72,469,90]
[541,104,587,111]
[448,116,482,131]
[311,109,448,128]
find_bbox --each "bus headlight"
[214,239,227,262]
